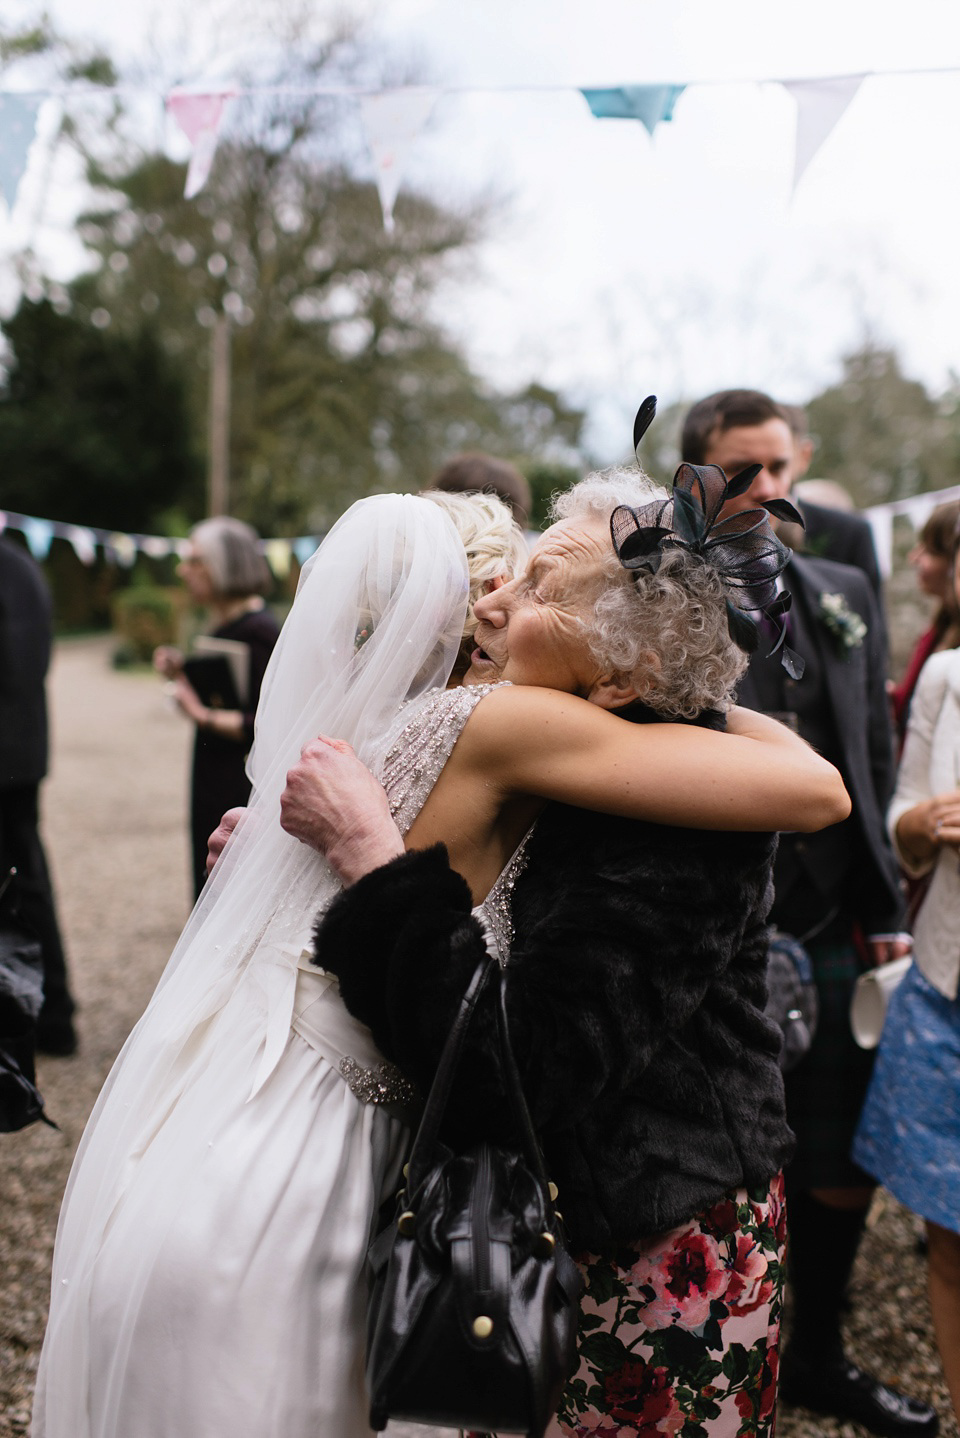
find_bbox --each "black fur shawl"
[315,807,793,1255]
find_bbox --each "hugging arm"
[459,686,849,834]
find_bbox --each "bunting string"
[1,64,959,224]
[4,484,960,576]
[0,507,319,573]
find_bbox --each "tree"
[51,12,585,534]
[806,343,958,508]
[0,298,201,531]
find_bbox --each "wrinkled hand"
[153,645,184,679]
[206,807,246,877]
[866,934,913,968]
[280,737,404,885]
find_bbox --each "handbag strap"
[406,957,551,1203]
[406,957,495,1190]
[494,968,551,1195]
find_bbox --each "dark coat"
[798,500,882,602]
[738,552,903,935]
[0,538,52,789]
[315,806,794,1257]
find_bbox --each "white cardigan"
[888,648,960,1000]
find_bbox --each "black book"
[182,653,242,711]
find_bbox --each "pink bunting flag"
[167,90,235,199]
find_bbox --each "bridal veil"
[35,494,469,1435]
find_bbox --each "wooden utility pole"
[207,313,231,516]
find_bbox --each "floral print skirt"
[544,1172,786,1438]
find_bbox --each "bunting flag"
[580,84,685,136]
[293,536,319,566]
[22,517,54,559]
[0,93,42,214]
[263,538,293,579]
[783,75,864,191]
[64,525,97,565]
[167,90,235,199]
[358,87,439,233]
[864,507,894,580]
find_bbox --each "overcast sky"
[7,0,960,458]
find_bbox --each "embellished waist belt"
[292,954,419,1124]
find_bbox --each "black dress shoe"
[780,1349,938,1438]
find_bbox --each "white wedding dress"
[32,498,524,1438]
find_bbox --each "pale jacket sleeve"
[887,653,952,877]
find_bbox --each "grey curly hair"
[551,470,749,719]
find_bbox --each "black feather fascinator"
[613,400,805,679]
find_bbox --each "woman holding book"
[154,517,280,897]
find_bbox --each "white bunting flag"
[0,93,42,214]
[65,525,97,565]
[783,76,864,192]
[167,90,235,199]
[359,88,439,234]
[863,506,894,580]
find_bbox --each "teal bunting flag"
[22,516,54,559]
[0,93,41,212]
[581,84,685,136]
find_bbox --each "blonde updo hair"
[422,489,528,668]
[551,470,749,719]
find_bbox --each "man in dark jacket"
[0,536,77,1055]
[682,389,933,1438]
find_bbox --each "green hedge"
[111,585,183,663]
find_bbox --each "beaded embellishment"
[338,1056,417,1115]
[382,683,508,836]
[474,833,533,966]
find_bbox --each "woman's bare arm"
[456,686,850,833]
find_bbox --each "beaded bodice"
[381,682,503,834]
[380,682,533,965]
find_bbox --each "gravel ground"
[0,635,955,1438]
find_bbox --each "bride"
[33,486,844,1438]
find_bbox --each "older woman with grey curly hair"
[154,516,280,897]
[278,453,841,1437]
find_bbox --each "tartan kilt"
[783,936,876,1189]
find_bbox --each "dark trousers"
[0,784,74,1023]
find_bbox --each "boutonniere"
[818,591,867,656]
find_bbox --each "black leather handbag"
[365,956,583,1437]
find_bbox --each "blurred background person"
[781,402,885,607]
[428,451,532,529]
[154,517,279,899]
[854,515,960,1421]
[0,534,77,1056]
[890,501,960,743]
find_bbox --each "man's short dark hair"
[429,453,531,527]
[681,390,786,465]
